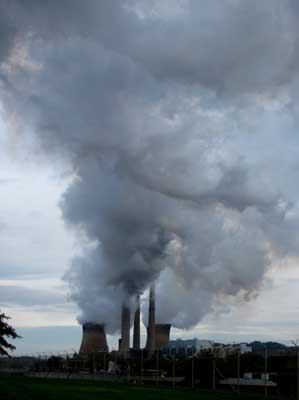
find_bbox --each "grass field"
[0,375,287,400]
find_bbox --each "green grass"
[0,375,286,400]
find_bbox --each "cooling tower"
[133,295,140,350]
[79,323,108,354]
[120,303,130,355]
[147,284,156,356]
[146,324,171,350]
[155,324,171,349]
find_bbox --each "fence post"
[213,358,216,391]
[93,351,96,375]
[156,350,159,385]
[237,349,240,394]
[191,355,195,389]
[141,349,143,384]
[127,361,130,383]
[264,346,268,399]
[172,349,176,389]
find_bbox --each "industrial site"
[1,284,299,398]
[79,285,168,358]
[2,0,299,399]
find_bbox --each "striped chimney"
[133,295,141,350]
[147,283,156,357]
[120,303,130,356]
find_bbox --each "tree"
[0,311,20,357]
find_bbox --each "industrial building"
[214,343,252,358]
[79,282,172,357]
[167,338,214,355]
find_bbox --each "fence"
[1,340,299,398]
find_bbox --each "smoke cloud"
[1,1,299,332]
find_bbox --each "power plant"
[79,284,171,357]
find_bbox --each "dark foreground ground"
[0,376,287,400]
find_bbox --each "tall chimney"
[120,303,130,356]
[79,323,109,354]
[147,283,156,357]
[133,295,140,350]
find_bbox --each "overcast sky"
[1,122,299,354]
[1,1,299,354]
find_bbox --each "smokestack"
[120,303,130,355]
[79,323,108,354]
[133,295,140,350]
[147,283,156,357]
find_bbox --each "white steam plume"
[1,1,299,332]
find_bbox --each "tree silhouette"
[0,311,20,357]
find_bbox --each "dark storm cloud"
[1,1,299,332]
